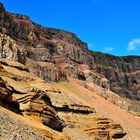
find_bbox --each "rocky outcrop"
[0,58,126,139]
[90,52,140,111]
[0,58,65,131]
[0,3,139,139]
[61,113,126,140]
[91,53,140,100]
[0,2,93,82]
[0,2,139,112]
[46,90,95,114]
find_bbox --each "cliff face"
[0,58,127,139]
[92,53,140,101]
[1,3,140,139]
[0,2,140,113]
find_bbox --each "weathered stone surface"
[46,91,95,114]
[0,2,139,139]
[46,89,126,139]
[92,54,140,100]
[61,113,126,140]
[0,34,27,64]
[91,53,140,111]
[0,58,126,139]
[0,2,139,113]
[0,77,12,101]
[0,58,65,132]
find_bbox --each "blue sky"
[1,0,140,56]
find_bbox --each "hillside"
[0,2,140,140]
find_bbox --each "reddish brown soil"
[55,78,140,139]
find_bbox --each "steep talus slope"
[55,78,140,140]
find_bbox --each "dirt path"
[55,78,140,139]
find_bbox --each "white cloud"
[128,39,140,51]
[104,47,114,52]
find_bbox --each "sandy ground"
[0,106,69,140]
[54,78,140,140]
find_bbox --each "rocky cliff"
[0,2,140,139]
[0,58,127,139]
[0,3,139,112]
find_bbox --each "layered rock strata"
[0,58,126,139]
